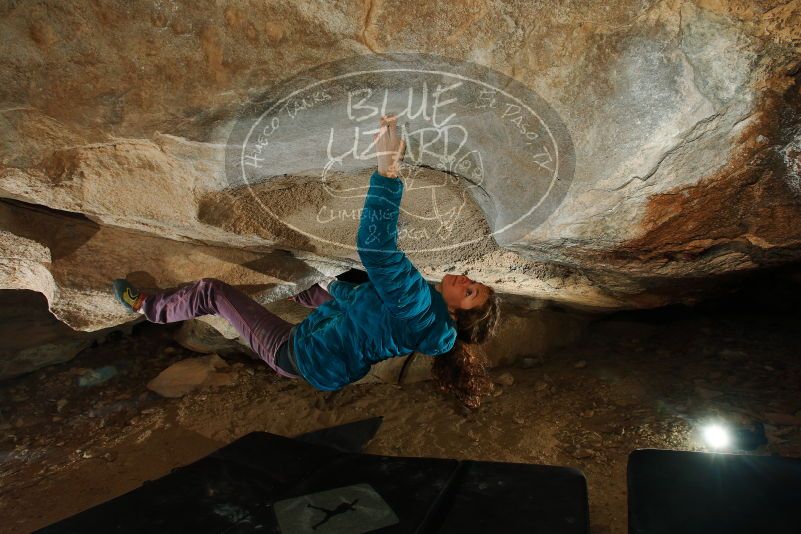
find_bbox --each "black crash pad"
[628,448,801,534]
[37,417,588,533]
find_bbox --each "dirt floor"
[1,305,801,534]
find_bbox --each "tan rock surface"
[146,353,235,398]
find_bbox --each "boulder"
[0,289,101,380]
[1,0,800,375]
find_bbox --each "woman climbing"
[113,114,501,408]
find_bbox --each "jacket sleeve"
[357,170,433,326]
[327,279,358,301]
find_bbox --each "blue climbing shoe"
[112,279,145,313]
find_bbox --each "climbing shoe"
[113,279,145,313]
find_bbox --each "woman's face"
[436,274,490,313]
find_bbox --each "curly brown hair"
[431,285,501,409]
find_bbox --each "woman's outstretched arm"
[357,115,433,326]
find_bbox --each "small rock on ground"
[494,372,515,387]
[147,354,234,398]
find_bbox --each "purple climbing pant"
[140,278,333,378]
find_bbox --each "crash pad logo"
[225,53,574,252]
[273,483,398,534]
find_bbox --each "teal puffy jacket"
[292,170,458,391]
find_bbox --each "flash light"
[702,424,731,450]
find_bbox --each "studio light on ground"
[701,424,731,450]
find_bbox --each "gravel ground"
[1,305,800,534]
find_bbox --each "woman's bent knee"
[199,277,226,289]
